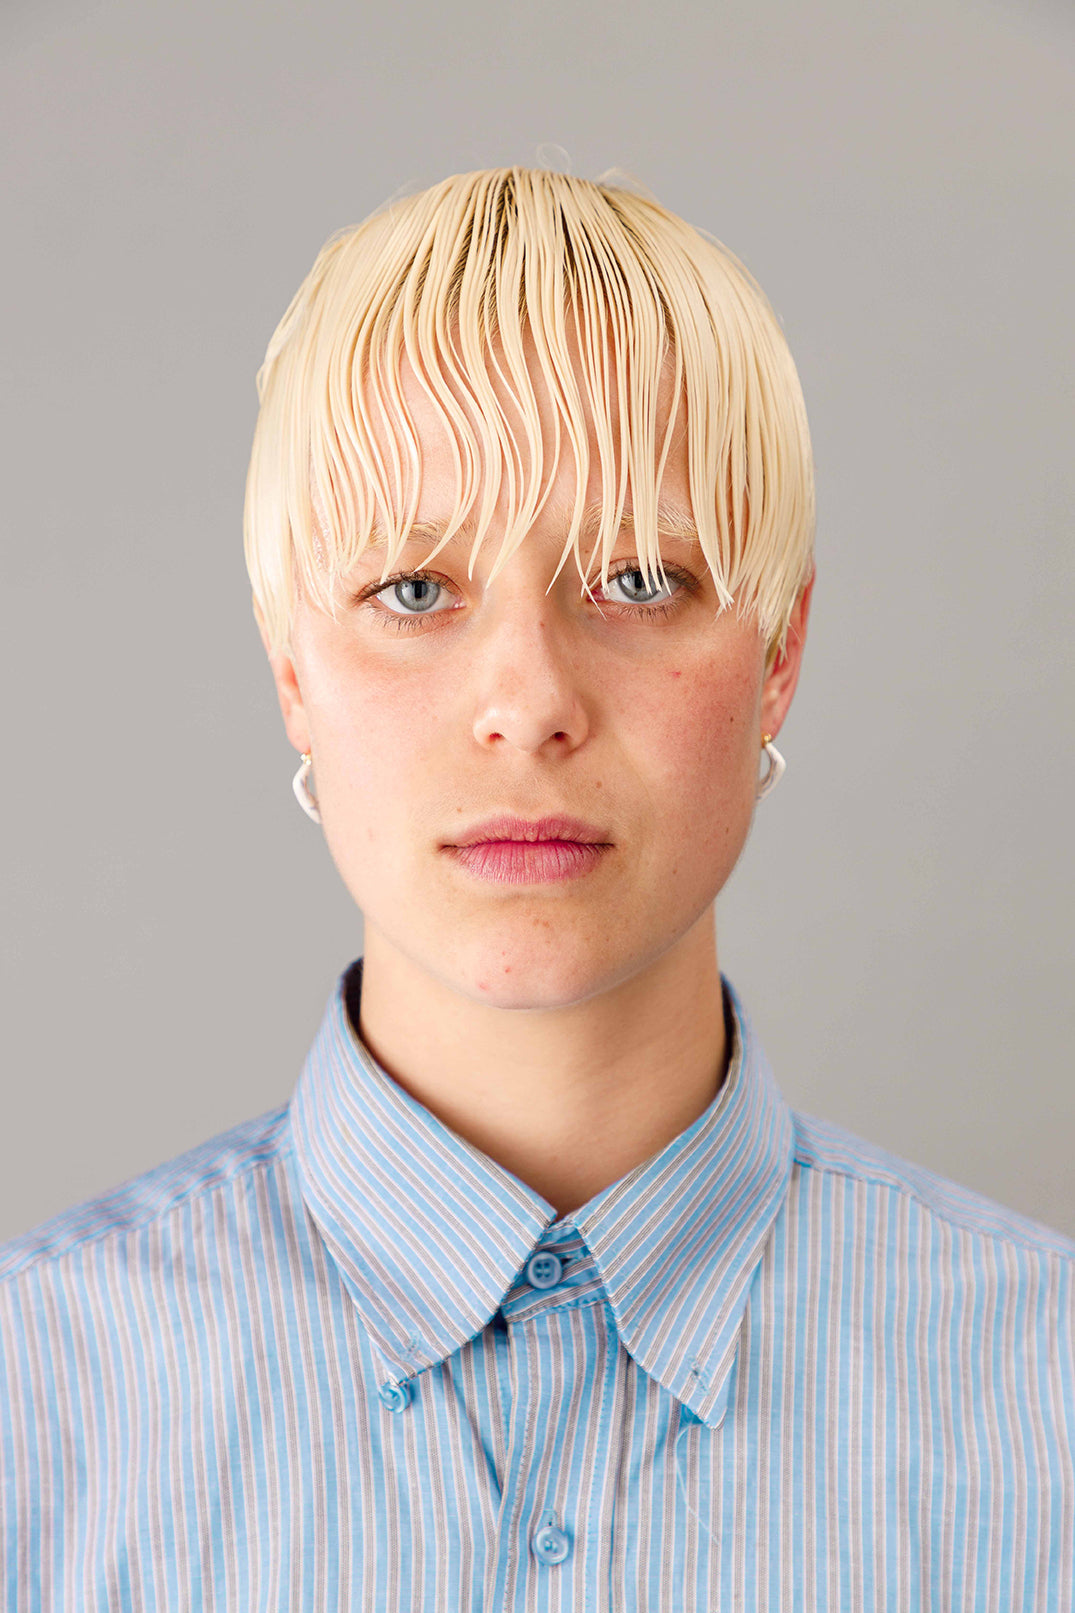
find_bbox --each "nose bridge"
[486,576,564,662]
[471,572,588,753]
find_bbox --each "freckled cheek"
[632,669,757,788]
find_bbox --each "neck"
[353,914,729,1218]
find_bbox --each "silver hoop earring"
[756,734,785,800]
[292,751,322,823]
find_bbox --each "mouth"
[442,815,614,885]
[447,814,611,848]
[443,839,612,885]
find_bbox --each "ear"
[254,600,312,757]
[759,570,814,740]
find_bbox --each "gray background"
[2,0,1072,1243]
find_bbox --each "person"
[1,167,1071,1610]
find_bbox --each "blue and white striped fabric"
[2,957,1073,1610]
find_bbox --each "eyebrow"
[360,500,701,549]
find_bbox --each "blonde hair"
[244,167,815,663]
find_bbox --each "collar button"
[526,1252,563,1290]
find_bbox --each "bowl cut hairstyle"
[244,167,816,666]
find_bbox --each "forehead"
[350,507,703,573]
[356,337,693,534]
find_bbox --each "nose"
[470,603,590,756]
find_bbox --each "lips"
[447,815,611,848]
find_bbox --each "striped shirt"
[1,957,1073,1611]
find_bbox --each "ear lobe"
[760,571,813,738]
[263,640,312,757]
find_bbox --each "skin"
[261,357,812,1218]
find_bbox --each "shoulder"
[789,1106,1075,1263]
[0,1103,292,1285]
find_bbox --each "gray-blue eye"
[385,574,439,609]
[607,567,675,604]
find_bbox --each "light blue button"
[531,1508,571,1564]
[378,1380,412,1413]
[526,1251,563,1289]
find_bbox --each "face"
[262,355,811,1012]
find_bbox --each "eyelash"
[354,565,697,634]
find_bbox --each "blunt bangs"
[244,167,815,661]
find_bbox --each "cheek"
[629,658,761,793]
[310,659,445,827]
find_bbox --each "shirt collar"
[288,957,794,1430]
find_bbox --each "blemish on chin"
[670,668,682,678]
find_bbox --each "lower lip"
[445,840,610,884]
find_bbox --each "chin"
[447,932,630,1012]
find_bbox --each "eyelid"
[357,567,459,614]
[589,562,690,599]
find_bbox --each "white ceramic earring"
[292,751,322,823]
[756,734,786,800]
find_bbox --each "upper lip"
[447,815,612,847]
